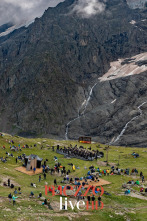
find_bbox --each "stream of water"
[111,101,147,144]
[65,82,98,140]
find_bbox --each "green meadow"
[0,134,147,221]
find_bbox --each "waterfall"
[111,101,147,144]
[80,83,98,115]
[65,82,98,140]
[65,115,81,141]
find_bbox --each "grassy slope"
[0,134,147,221]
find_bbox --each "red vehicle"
[79,137,91,144]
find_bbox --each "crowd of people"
[0,136,146,211]
[56,144,104,161]
[6,179,21,206]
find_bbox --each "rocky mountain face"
[0,0,147,146]
[0,23,13,34]
[127,0,147,9]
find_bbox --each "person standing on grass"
[16,157,17,163]
[8,193,12,203]
[8,179,10,187]
[12,195,18,206]
[142,175,145,183]
[54,179,57,186]
[39,175,41,182]
[87,195,90,204]
[92,195,95,203]
[33,167,36,174]
[98,196,101,207]
[44,173,46,180]
[107,169,110,176]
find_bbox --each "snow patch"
[130,20,136,25]
[111,99,116,104]
[99,52,147,82]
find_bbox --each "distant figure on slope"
[8,193,12,202]
[54,179,57,186]
[44,173,46,180]
[12,195,18,206]
[8,179,10,187]
[142,175,145,183]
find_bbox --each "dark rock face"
[68,73,147,147]
[127,0,147,9]
[0,0,147,146]
[0,23,13,34]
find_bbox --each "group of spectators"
[56,144,104,161]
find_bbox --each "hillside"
[0,134,147,221]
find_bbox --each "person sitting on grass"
[95,176,99,182]
[42,199,47,205]
[14,188,17,194]
[140,187,144,192]
[47,199,53,210]
[135,180,140,185]
[31,183,36,188]
[134,168,138,173]
[70,178,73,184]
[125,189,130,195]
[95,187,100,194]
[38,192,42,198]
[30,191,34,197]
[18,187,21,194]
[11,184,14,189]
[131,180,135,185]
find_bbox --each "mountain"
[127,0,147,9]
[0,0,147,146]
[0,20,35,37]
[0,23,13,35]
